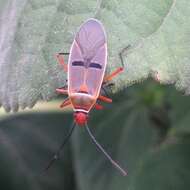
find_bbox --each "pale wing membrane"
[73,19,107,97]
[75,19,106,60]
[86,44,107,96]
[68,40,85,94]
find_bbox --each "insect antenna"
[85,124,127,176]
[43,122,76,173]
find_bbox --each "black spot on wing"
[72,61,84,66]
[89,62,102,69]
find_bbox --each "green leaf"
[0,81,189,189]
[167,87,190,135]
[130,137,190,190]
[0,0,190,111]
[121,0,190,94]
[0,113,75,190]
[0,88,159,190]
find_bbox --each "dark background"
[0,80,189,190]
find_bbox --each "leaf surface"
[0,0,189,110]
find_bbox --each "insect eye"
[72,61,84,66]
[89,63,102,69]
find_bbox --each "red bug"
[45,18,127,176]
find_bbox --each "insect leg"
[60,98,71,108]
[43,122,76,173]
[56,88,68,95]
[101,85,110,97]
[85,124,127,176]
[94,103,103,110]
[103,67,124,82]
[119,44,131,68]
[98,95,112,103]
[103,45,131,82]
[55,52,70,72]
[100,84,115,100]
[58,53,70,55]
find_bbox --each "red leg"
[94,103,103,110]
[103,45,131,83]
[60,98,71,108]
[98,95,112,103]
[55,53,69,72]
[56,88,68,95]
[103,67,123,82]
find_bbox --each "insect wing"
[68,19,107,97]
[86,42,107,97]
[68,40,85,94]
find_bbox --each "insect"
[45,18,127,176]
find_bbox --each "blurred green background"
[0,80,190,190]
